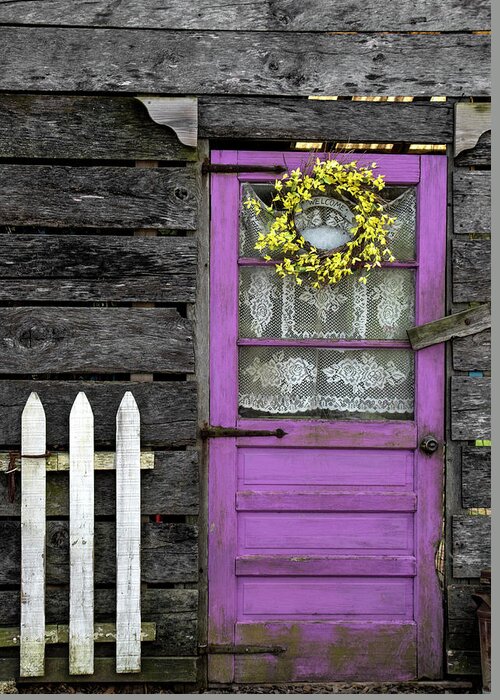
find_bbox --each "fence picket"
[116,392,142,673]
[20,392,46,678]
[69,392,94,675]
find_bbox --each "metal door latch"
[420,435,439,454]
[200,425,287,439]
[199,644,287,655]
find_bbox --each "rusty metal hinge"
[201,159,286,175]
[199,644,286,655]
[200,424,287,439]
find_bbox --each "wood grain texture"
[453,329,491,371]
[199,97,453,143]
[454,102,491,158]
[447,650,481,676]
[452,516,491,578]
[452,240,490,303]
[0,452,198,517]
[407,304,490,351]
[454,130,491,167]
[0,588,198,656]
[0,450,155,473]
[0,94,196,160]
[462,447,491,509]
[69,392,94,675]
[451,377,490,441]
[0,657,198,683]
[0,235,197,303]
[0,165,198,229]
[0,307,194,374]
[137,96,198,148]
[0,522,198,585]
[0,0,490,30]
[453,172,491,235]
[19,392,46,678]
[447,584,490,623]
[0,381,196,447]
[0,28,490,96]
[115,393,141,673]
[0,622,156,648]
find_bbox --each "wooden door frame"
[208,151,447,683]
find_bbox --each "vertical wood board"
[20,393,46,678]
[69,392,95,675]
[116,392,142,673]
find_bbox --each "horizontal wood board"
[0,165,198,229]
[0,95,455,153]
[461,448,491,509]
[454,131,491,167]
[452,240,490,303]
[450,377,490,441]
[0,94,196,160]
[0,521,198,585]
[0,451,198,516]
[0,308,193,374]
[0,29,490,95]
[453,330,491,371]
[0,657,197,683]
[0,589,198,657]
[0,234,197,302]
[453,172,491,235]
[452,516,491,578]
[0,0,490,30]
[200,97,453,142]
[0,381,197,447]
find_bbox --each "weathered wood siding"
[446,100,491,677]
[0,89,201,683]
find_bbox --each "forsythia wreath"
[244,157,397,288]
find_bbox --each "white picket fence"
[16,391,144,677]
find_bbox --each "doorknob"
[420,435,439,454]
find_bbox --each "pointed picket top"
[21,392,46,452]
[20,391,46,677]
[116,391,141,673]
[69,390,94,675]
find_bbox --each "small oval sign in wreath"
[244,157,396,287]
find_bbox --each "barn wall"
[0,0,491,687]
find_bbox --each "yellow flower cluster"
[244,158,396,287]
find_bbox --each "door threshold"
[208,680,475,693]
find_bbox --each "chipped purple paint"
[209,151,446,683]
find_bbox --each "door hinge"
[200,424,287,439]
[199,644,287,655]
[201,159,286,175]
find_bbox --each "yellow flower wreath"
[244,157,396,287]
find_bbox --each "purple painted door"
[209,151,446,684]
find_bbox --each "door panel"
[209,152,446,683]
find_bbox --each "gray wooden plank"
[452,240,490,303]
[0,28,490,96]
[0,381,196,447]
[462,447,491,509]
[452,516,491,578]
[407,304,490,351]
[0,522,198,586]
[451,377,490,441]
[0,94,454,151]
[0,165,198,229]
[0,94,196,160]
[0,307,193,374]
[0,589,199,657]
[0,0,489,30]
[453,329,491,371]
[447,584,490,622]
[0,452,198,517]
[447,650,481,676]
[453,172,491,235]
[199,96,453,143]
[0,234,197,303]
[447,619,480,651]
[0,657,198,683]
